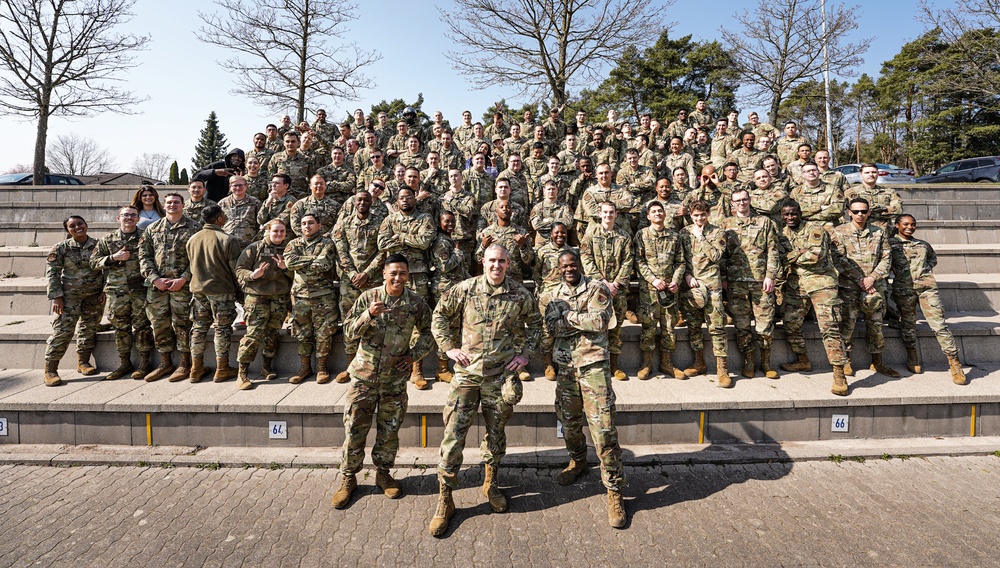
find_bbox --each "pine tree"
[179,168,189,185]
[191,111,229,171]
[168,161,181,184]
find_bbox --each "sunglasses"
[850,209,869,215]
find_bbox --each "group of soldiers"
[42,103,969,535]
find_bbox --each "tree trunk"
[769,96,782,129]
[33,110,49,185]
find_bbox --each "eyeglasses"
[119,213,139,218]
[732,198,749,203]
[230,183,248,188]
[850,209,869,215]
[371,184,385,190]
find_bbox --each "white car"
[833,163,915,185]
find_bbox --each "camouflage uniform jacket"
[889,236,938,292]
[397,151,428,171]
[820,169,849,196]
[536,172,570,202]
[524,155,551,181]
[575,185,639,233]
[790,181,844,225]
[477,200,527,236]
[634,225,685,288]
[452,124,475,149]
[139,215,199,285]
[615,164,656,199]
[540,275,613,367]
[681,223,728,290]
[246,174,269,202]
[554,149,580,175]
[183,198,218,223]
[689,141,712,170]
[665,118,690,139]
[684,185,732,227]
[749,184,789,219]
[284,233,336,298]
[581,224,634,289]
[440,189,478,242]
[218,194,262,246]
[311,121,338,151]
[502,136,529,163]
[831,223,891,287]
[344,286,435,381]
[776,135,809,166]
[256,192,296,229]
[265,138,283,153]
[845,184,902,227]
[638,195,687,232]
[588,145,618,172]
[422,168,449,197]
[47,237,103,299]
[720,214,780,282]
[377,210,436,274]
[543,118,567,142]
[659,152,696,184]
[464,168,496,209]
[778,221,839,290]
[430,233,469,288]
[289,195,343,236]
[729,147,766,183]
[246,148,274,171]
[637,148,657,169]
[315,163,357,200]
[567,175,596,211]
[475,223,533,280]
[530,201,573,241]
[356,164,394,193]
[496,169,531,209]
[689,110,714,130]
[333,212,384,284]
[483,123,510,141]
[533,242,575,293]
[91,228,145,293]
[268,151,315,197]
[431,275,542,377]
[235,237,292,296]
[710,133,737,168]
[437,145,465,172]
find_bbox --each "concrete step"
[903,200,1000,222]
[897,184,1000,203]
[0,187,142,203]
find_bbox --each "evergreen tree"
[191,111,229,171]
[179,168,189,185]
[167,161,181,184]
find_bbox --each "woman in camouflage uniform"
[43,216,105,386]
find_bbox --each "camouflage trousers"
[555,360,625,492]
[341,378,408,476]
[783,282,847,366]
[455,240,475,276]
[340,279,378,359]
[437,372,513,488]
[291,293,338,357]
[406,272,430,301]
[727,281,776,352]
[106,288,153,355]
[433,280,462,362]
[681,288,727,356]
[45,290,104,361]
[637,285,677,353]
[839,281,887,355]
[893,286,958,356]
[146,287,192,354]
[190,293,237,358]
[608,292,627,355]
[237,293,290,363]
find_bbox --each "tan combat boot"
[948,354,967,385]
[331,475,356,509]
[43,360,62,387]
[556,458,590,486]
[236,362,253,390]
[544,353,556,380]
[428,482,455,537]
[289,356,313,384]
[144,351,175,382]
[843,358,855,376]
[482,464,507,513]
[870,353,900,378]
[519,369,533,382]
[661,350,685,380]
[780,353,812,372]
[625,309,639,324]
[608,490,626,529]
[717,356,732,388]
[186,353,208,383]
[683,350,707,377]
[610,353,627,381]
[435,359,453,383]
[376,468,403,499]
[131,350,152,380]
[315,356,331,384]
[77,351,98,376]
[760,347,779,379]
[741,350,755,379]
[334,369,351,384]
[214,355,238,382]
[105,352,134,381]
[261,356,277,381]
[832,365,849,396]
[168,352,191,382]
[637,351,654,380]
[411,361,428,390]
[906,347,922,374]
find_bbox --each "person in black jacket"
[193,148,246,202]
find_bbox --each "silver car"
[833,163,915,185]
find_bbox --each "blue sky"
[1,0,940,175]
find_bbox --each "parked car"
[833,163,915,185]
[914,157,1000,183]
[0,173,85,185]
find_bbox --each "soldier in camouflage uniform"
[783,143,813,186]
[246,132,274,172]
[91,206,153,381]
[566,155,596,217]
[814,150,849,197]
[775,122,809,167]
[658,137,697,184]
[575,164,638,237]
[289,175,342,237]
[437,130,465,173]
[183,180,217,222]
[540,249,627,529]
[532,222,574,379]
[430,211,470,383]
[315,146,358,203]
[235,218,291,383]
[284,214,338,385]
[889,214,967,384]
[543,106,567,142]
[440,169,478,275]
[685,166,732,227]
[745,112,778,144]
[721,188,781,380]
[762,155,791,193]
[453,111,475,151]
[218,176,262,249]
[139,193,200,383]
[617,148,657,204]
[588,128,618,173]
[422,151,450,197]
[580,202,633,380]
[689,100,713,131]
[385,121,412,163]
[397,135,428,171]
[332,191,385,383]
[42,216,105,386]
[496,153,531,210]
[256,173,296,236]
[264,124,282,153]
[729,131,766,184]
[428,244,542,537]
[186,205,244,386]
[356,149,393,195]
[245,156,269,202]
[530,180,574,247]
[536,156,570,205]
[710,118,738,169]
[268,131,315,199]
[777,200,850,395]
[331,254,435,510]
[634,202,686,380]
[748,168,789,226]
[501,123,528,165]
[790,161,844,231]
[477,179,527,236]
[844,163,902,233]
[831,198,901,378]
[311,109,338,153]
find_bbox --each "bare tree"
[47,133,116,175]
[198,0,381,124]
[0,0,149,185]
[130,153,173,182]
[720,0,872,125]
[919,0,1000,100]
[439,0,672,109]
[1,163,33,175]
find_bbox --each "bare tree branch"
[46,132,116,175]
[918,0,1000,100]
[130,152,173,182]
[197,0,382,124]
[438,0,673,108]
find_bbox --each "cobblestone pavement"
[3,455,999,566]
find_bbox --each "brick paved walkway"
[3,456,999,566]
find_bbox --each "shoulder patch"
[47,252,58,262]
